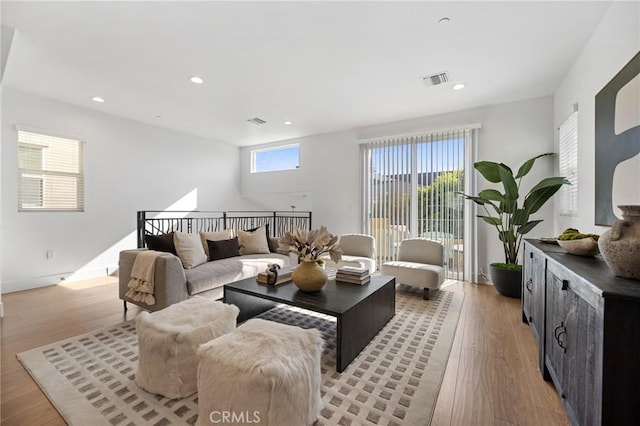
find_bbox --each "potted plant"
[460,153,570,298]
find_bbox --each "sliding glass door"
[362,128,477,281]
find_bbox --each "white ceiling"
[1,1,612,146]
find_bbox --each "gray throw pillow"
[173,232,208,269]
[237,226,270,255]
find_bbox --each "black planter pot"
[489,265,522,298]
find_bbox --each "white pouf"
[196,318,323,426]
[135,297,239,399]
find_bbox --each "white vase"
[598,205,640,280]
[292,261,328,292]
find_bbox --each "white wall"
[2,89,252,292]
[240,96,555,280]
[240,132,361,235]
[0,86,3,312]
[554,1,640,234]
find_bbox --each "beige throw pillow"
[200,230,233,258]
[237,226,270,255]
[173,232,208,269]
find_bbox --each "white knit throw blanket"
[126,250,162,305]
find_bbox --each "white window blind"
[559,111,578,216]
[361,128,476,280]
[18,130,84,212]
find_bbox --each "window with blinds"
[18,130,84,212]
[362,128,475,280]
[559,111,578,216]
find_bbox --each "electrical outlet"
[46,250,55,260]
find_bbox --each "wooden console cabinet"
[522,240,640,426]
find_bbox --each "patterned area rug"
[17,286,463,426]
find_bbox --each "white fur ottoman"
[196,318,323,426]
[135,297,239,399]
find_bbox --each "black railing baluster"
[138,211,311,248]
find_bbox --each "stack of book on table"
[336,266,370,285]
[256,266,295,285]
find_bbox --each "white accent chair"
[324,233,376,273]
[381,238,444,300]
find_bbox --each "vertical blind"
[362,128,474,280]
[18,130,85,212]
[559,111,578,216]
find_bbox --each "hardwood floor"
[0,278,568,425]
[432,281,568,425]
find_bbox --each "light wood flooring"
[0,278,568,425]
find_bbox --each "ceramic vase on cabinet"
[598,205,640,280]
[292,261,328,291]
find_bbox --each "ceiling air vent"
[422,71,449,87]
[247,117,267,125]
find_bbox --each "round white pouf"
[135,297,239,399]
[196,318,324,426]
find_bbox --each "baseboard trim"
[2,266,118,294]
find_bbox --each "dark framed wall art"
[594,51,640,226]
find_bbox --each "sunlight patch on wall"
[63,230,137,285]
[62,188,199,287]
[152,188,199,218]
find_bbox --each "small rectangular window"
[559,111,578,216]
[251,144,299,173]
[18,130,84,212]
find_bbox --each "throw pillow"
[200,230,233,259]
[144,232,177,255]
[207,237,240,261]
[268,237,280,253]
[237,225,270,255]
[243,224,279,253]
[173,232,208,269]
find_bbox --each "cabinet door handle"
[526,279,533,292]
[561,279,568,290]
[554,322,564,339]
[554,321,567,353]
[557,330,567,353]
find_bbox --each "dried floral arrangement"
[279,226,342,263]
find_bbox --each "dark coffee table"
[223,275,396,372]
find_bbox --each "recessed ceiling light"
[190,76,204,84]
[283,120,293,125]
[91,96,105,103]
[452,83,466,90]
[438,17,450,24]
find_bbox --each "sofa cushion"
[200,230,233,258]
[207,237,240,261]
[185,253,290,296]
[174,232,208,269]
[235,253,290,277]
[144,232,177,255]
[381,261,444,289]
[237,226,270,255]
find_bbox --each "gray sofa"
[119,249,292,312]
